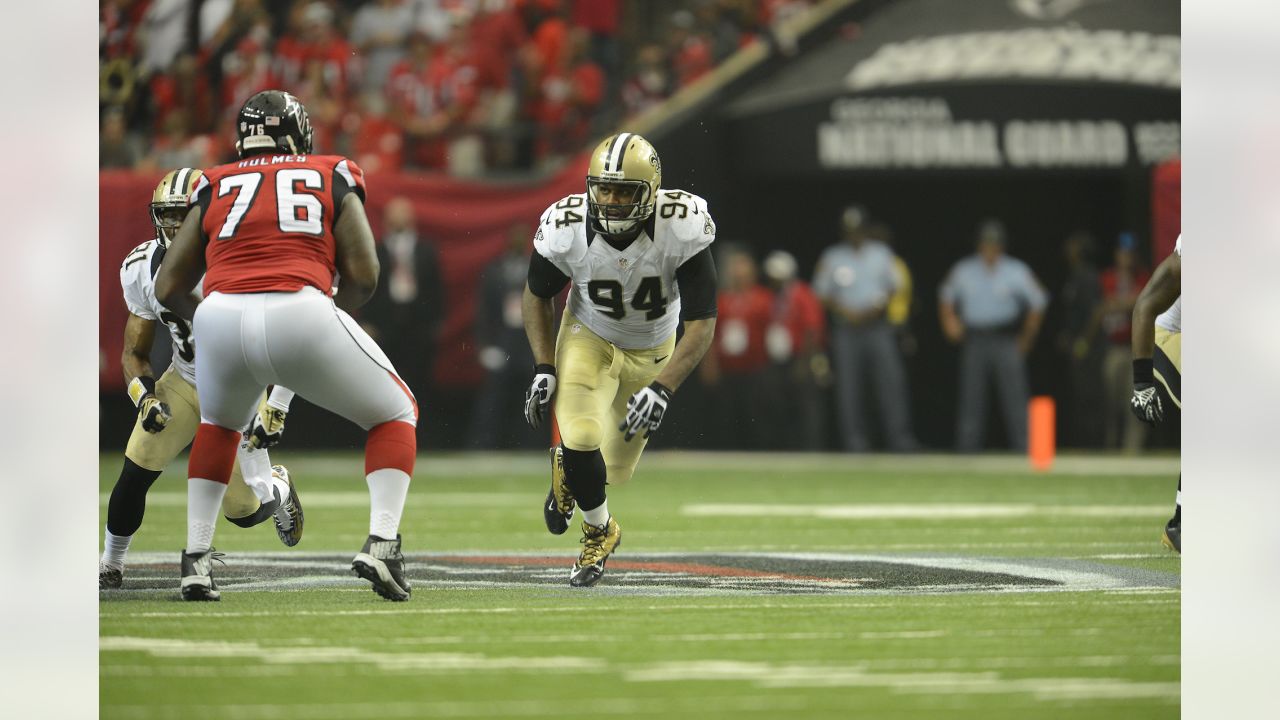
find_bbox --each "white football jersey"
[119,239,202,385]
[534,189,716,349]
[1155,234,1181,334]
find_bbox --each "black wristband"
[650,380,673,399]
[1132,358,1154,384]
[534,363,557,377]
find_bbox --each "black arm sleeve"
[676,248,719,320]
[527,251,570,298]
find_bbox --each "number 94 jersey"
[534,188,716,349]
[120,239,200,385]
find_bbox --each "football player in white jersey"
[522,133,719,586]
[1130,234,1181,553]
[99,169,305,590]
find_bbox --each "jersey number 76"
[215,169,326,239]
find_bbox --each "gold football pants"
[554,311,676,484]
[1154,327,1181,409]
[123,367,267,517]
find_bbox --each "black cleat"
[1161,518,1180,554]
[543,445,575,535]
[352,534,411,601]
[270,465,304,547]
[180,549,224,601]
[99,562,123,590]
[569,517,622,587]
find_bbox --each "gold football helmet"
[150,167,203,247]
[586,132,661,235]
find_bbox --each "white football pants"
[192,288,417,432]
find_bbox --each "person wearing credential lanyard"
[938,219,1048,452]
[761,250,828,450]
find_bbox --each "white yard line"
[97,491,529,508]
[100,636,600,673]
[117,449,1180,479]
[101,694,814,720]
[681,503,1171,520]
[103,595,1176,621]
[623,660,1179,702]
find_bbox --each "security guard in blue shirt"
[938,220,1048,451]
[814,207,919,452]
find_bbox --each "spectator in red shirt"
[345,93,405,175]
[471,0,527,90]
[350,0,415,92]
[272,2,356,99]
[621,44,672,119]
[702,247,774,448]
[386,30,449,169]
[668,10,714,88]
[570,0,621,94]
[219,35,279,130]
[761,250,829,449]
[536,27,604,157]
[427,17,485,175]
[1094,233,1152,451]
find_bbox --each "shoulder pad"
[120,240,154,272]
[655,189,715,245]
[535,194,587,262]
[333,157,367,202]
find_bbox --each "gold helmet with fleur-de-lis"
[150,167,203,247]
[586,132,661,236]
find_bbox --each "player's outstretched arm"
[655,317,716,392]
[522,284,557,367]
[121,312,171,433]
[155,206,207,320]
[521,283,559,429]
[1131,251,1181,361]
[1129,251,1180,424]
[333,194,380,311]
[121,313,157,388]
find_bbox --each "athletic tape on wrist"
[128,376,157,407]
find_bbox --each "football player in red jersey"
[156,91,418,602]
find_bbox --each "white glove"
[619,381,673,441]
[524,364,557,429]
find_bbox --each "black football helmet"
[235,90,313,157]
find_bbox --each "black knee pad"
[561,446,607,511]
[106,459,163,537]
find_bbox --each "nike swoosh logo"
[548,498,557,513]
[655,355,669,363]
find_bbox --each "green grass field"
[99,451,1180,719]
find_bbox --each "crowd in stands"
[100,0,814,176]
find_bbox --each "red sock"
[366,421,416,475]
[188,423,241,484]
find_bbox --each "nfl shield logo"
[618,258,629,270]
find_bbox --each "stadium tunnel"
[648,0,1180,449]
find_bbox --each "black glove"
[128,376,171,434]
[524,364,557,429]
[1130,358,1164,425]
[619,381,673,441]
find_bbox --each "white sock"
[102,529,130,568]
[582,499,609,528]
[187,478,229,553]
[367,468,410,540]
[236,441,276,504]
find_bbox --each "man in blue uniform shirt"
[938,220,1048,452]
